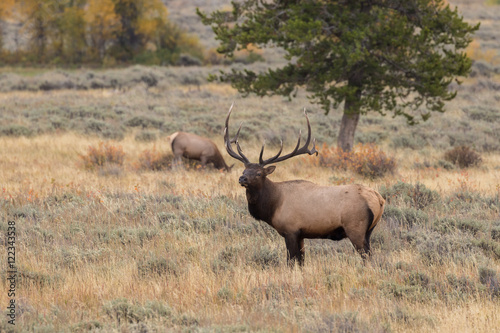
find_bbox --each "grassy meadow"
[0,64,498,333]
[0,0,500,331]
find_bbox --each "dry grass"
[0,0,500,327]
[0,130,499,332]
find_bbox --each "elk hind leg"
[172,154,183,170]
[346,228,371,260]
[299,238,305,266]
[346,207,375,260]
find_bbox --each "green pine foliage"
[198,1,479,150]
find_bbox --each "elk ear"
[264,166,276,175]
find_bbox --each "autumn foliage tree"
[86,0,120,61]
[0,0,15,51]
[0,0,204,65]
[198,0,479,151]
[19,0,52,62]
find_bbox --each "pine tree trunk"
[337,84,361,152]
[337,110,359,152]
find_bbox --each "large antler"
[259,108,318,166]
[224,104,318,166]
[224,103,250,165]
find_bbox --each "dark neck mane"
[246,178,281,224]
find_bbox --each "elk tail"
[368,192,385,231]
[168,132,180,151]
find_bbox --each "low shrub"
[216,286,234,301]
[388,307,436,328]
[103,298,172,325]
[391,134,427,150]
[492,225,500,240]
[70,320,103,333]
[83,119,124,140]
[0,124,33,137]
[13,269,59,288]
[465,105,500,122]
[418,234,474,265]
[176,54,203,66]
[317,143,396,178]
[379,181,440,209]
[444,145,482,168]
[136,148,172,171]
[80,142,125,170]
[217,245,241,264]
[381,281,436,302]
[97,164,124,177]
[433,218,485,236]
[478,267,500,297]
[303,312,372,333]
[248,245,281,269]
[317,143,351,169]
[383,205,429,228]
[355,131,385,144]
[350,144,397,178]
[137,257,181,277]
[437,159,455,170]
[447,274,479,297]
[126,116,164,129]
[474,239,500,260]
[135,130,157,142]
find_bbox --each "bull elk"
[224,104,385,266]
[168,132,233,171]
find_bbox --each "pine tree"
[198,0,479,151]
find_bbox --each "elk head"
[224,103,318,188]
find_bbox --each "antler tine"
[258,141,266,165]
[311,138,318,155]
[259,139,284,165]
[224,103,250,165]
[291,130,302,155]
[259,109,318,166]
[231,122,242,144]
[235,139,250,162]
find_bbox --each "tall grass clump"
[79,142,125,170]
[316,143,396,178]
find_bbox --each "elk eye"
[257,172,262,176]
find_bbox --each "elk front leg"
[200,155,208,169]
[298,238,305,266]
[285,233,303,267]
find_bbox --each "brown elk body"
[224,104,385,266]
[168,131,233,171]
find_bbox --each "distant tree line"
[0,0,205,66]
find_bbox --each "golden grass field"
[0,76,499,332]
[0,0,499,331]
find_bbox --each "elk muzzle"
[239,175,249,187]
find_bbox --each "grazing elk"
[168,131,233,171]
[224,104,385,266]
